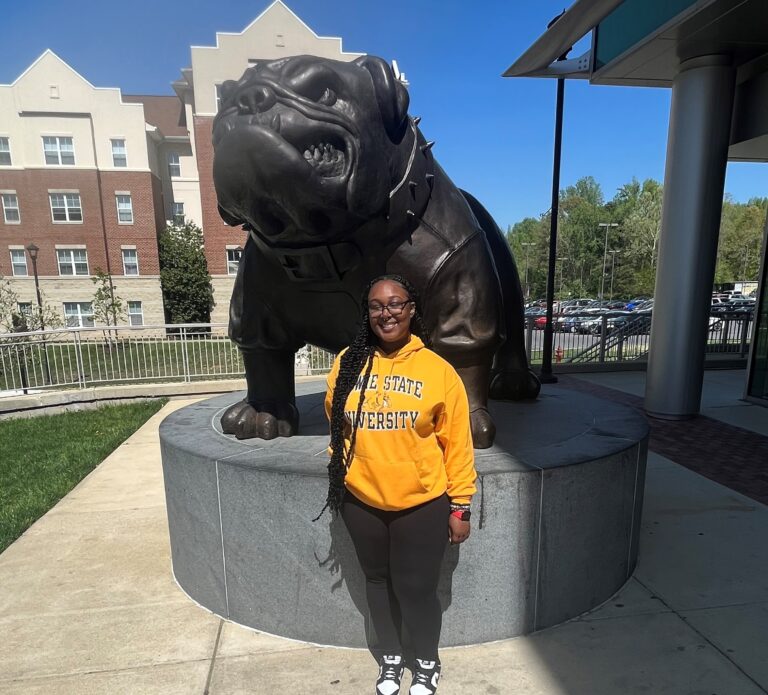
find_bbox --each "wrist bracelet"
[449,502,470,512]
[451,509,471,521]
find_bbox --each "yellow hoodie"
[325,334,477,511]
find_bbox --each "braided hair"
[314,274,432,520]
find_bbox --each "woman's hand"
[448,515,470,545]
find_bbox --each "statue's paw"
[489,369,541,401]
[470,408,496,449]
[220,400,299,440]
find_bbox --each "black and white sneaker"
[409,658,441,695]
[376,654,405,695]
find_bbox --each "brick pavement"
[557,374,768,507]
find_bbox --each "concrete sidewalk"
[1,373,768,694]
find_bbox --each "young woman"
[321,274,477,695]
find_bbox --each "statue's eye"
[287,64,341,106]
[318,87,337,106]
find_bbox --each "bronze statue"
[213,55,539,448]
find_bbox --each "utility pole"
[557,257,569,298]
[540,9,570,385]
[522,242,535,300]
[598,222,618,300]
[25,242,51,384]
[609,250,620,300]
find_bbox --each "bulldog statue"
[213,55,540,448]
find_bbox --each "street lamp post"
[25,243,43,330]
[598,222,618,300]
[25,242,51,384]
[540,10,570,385]
[522,242,535,300]
[609,250,620,300]
[557,257,569,299]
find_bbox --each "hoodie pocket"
[346,454,429,508]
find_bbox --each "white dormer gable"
[1,50,149,170]
[10,50,128,114]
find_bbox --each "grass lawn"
[0,399,167,553]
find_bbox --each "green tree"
[158,221,214,324]
[0,275,62,333]
[91,268,125,327]
[505,174,766,302]
[507,216,550,299]
[551,176,609,298]
[716,196,766,283]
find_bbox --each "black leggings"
[342,492,449,661]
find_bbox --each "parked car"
[625,297,650,311]
[534,314,568,331]
[712,299,754,314]
[631,299,654,312]
[562,315,586,333]
[524,307,546,318]
[728,299,755,311]
[586,311,651,335]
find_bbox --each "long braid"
[314,274,431,519]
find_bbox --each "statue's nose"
[238,84,276,114]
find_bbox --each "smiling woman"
[321,273,476,695]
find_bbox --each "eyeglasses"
[367,300,412,317]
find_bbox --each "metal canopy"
[502,0,624,78]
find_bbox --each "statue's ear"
[354,56,410,142]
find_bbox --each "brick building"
[0,1,364,330]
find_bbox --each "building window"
[167,151,180,177]
[2,193,20,223]
[64,302,94,328]
[227,248,242,275]
[127,300,144,326]
[116,194,133,223]
[43,136,75,166]
[215,84,223,113]
[172,201,184,225]
[57,248,89,276]
[17,302,33,317]
[0,137,11,166]
[10,249,28,276]
[50,193,82,222]
[122,248,139,276]
[111,139,127,167]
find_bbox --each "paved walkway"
[1,371,767,694]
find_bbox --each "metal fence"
[0,312,754,395]
[524,311,754,365]
[0,324,333,395]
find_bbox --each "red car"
[534,314,566,330]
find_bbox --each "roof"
[122,94,187,137]
[505,0,768,86]
[503,0,623,78]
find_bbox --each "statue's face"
[212,55,410,245]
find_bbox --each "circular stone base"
[159,383,648,647]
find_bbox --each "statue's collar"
[385,117,435,234]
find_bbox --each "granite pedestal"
[159,383,648,647]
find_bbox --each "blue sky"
[3,0,767,228]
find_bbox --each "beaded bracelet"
[449,502,471,512]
